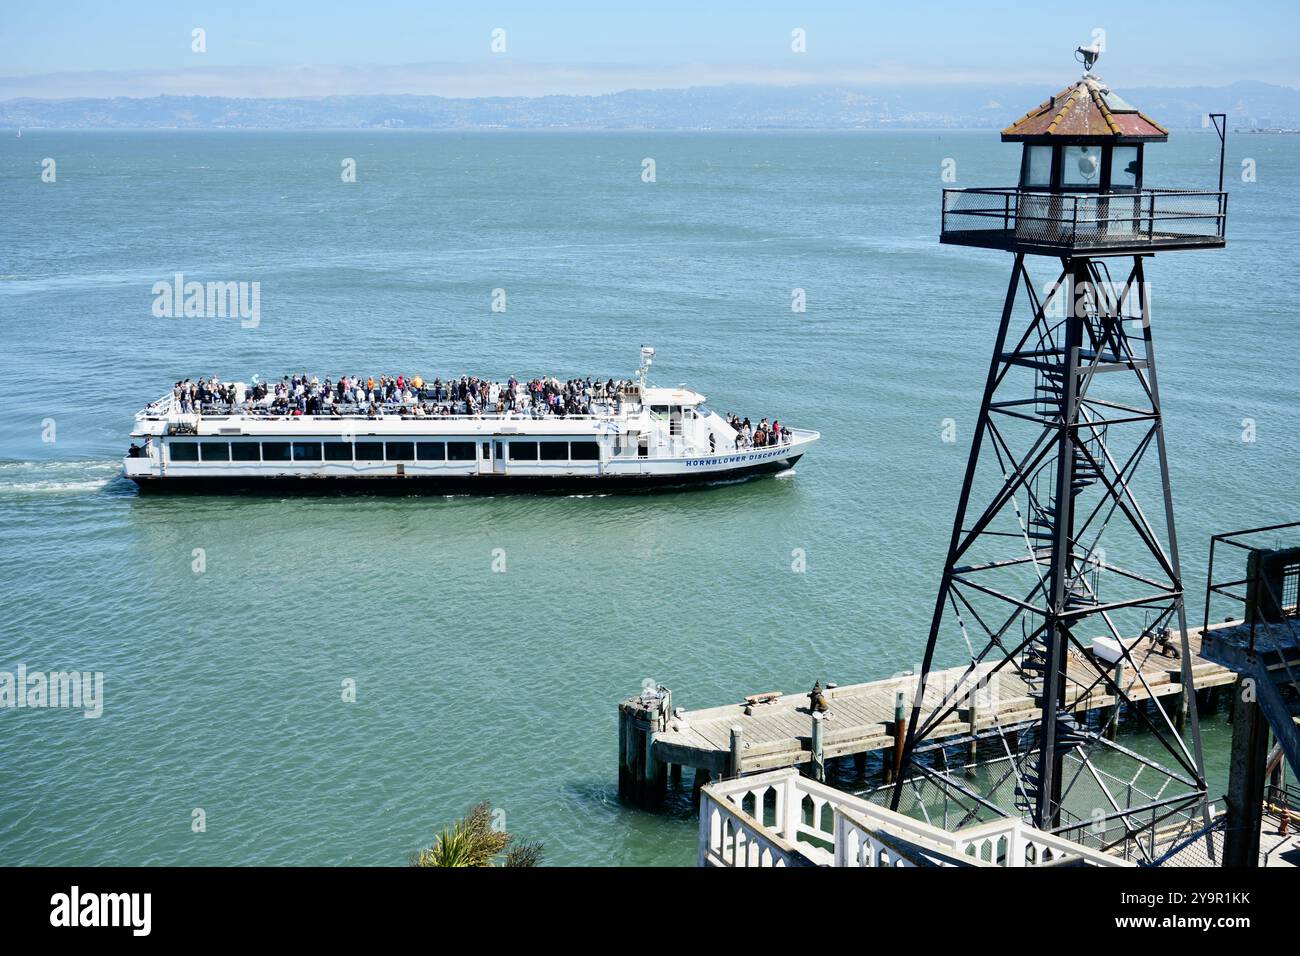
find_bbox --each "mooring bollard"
[811,711,825,782]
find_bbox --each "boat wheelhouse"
[122,348,819,493]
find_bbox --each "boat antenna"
[638,346,655,392]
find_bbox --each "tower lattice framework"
[891,252,1209,857]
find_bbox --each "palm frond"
[412,801,537,868]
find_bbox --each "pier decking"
[619,624,1239,807]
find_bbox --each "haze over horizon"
[2,0,1297,102]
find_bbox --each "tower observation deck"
[940,72,1227,256]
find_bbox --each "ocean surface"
[0,129,1296,866]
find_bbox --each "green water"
[0,130,1296,864]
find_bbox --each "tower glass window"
[1110,146,1141,191]
[1021,146,1053,188]
[1062,145,1102,189]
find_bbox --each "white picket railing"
[700,769,1130,868]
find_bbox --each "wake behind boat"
[122,348,819,493]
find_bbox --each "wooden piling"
[810,711,826,782]
[729,726,745,779]
[691,764,712,806]
[1105,660,1124,740]
[887,690,908,784]
[691,767,711,807]
[617,691,669,808]
[966,689,979,771]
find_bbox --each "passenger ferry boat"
[123,349,818,493]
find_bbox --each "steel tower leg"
[891,254,1026,811]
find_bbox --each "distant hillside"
[3,81,1298,130]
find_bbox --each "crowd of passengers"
[725,413,791,448]
[170,374,637,419]
[163,375,796,448]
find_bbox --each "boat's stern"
[122,455,159,481]
[123,408,169,482]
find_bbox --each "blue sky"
[1,1,1296,98]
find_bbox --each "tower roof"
[1002,76,1168,143]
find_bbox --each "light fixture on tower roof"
[1075,43,1102,74]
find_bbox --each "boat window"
[447,441,476,461]
[416,441,445,461]
[293,442,323,462]
[385,441,415,461]
[696,404,712,417]
[509,441,539,461]
[231,442,260,462]
[354,441,384,460]
[539,442,568,461]
[199,441,230,462]
[323,442,352,461]
[650,405,669,421]
[570,441,600,461]
[169,441,199,462]
[261,441,291,462]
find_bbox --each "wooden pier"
[619,624,1240,808]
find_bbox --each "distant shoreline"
[4,81,1296,133]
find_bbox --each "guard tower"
[892,47,1229,858]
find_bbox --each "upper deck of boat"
[132,395,640,436]
[127,380,766,444]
